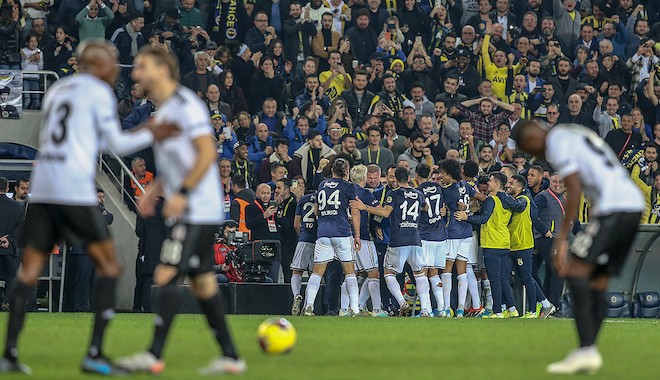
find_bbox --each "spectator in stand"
[110,13,145,97]
[553,0,580,51]
[274,179,297,283]
[454,97,514,143]
[206,85,232,118]
[178,0,204,33]
[361,125,393,173]
[43,26,74,72]
[211,110,238,159]
[294,74,330,112]
[231,141,256,188]
[605,114,642,161]
[489,0,516,39]
[249,56,285,113]
[293,129,336,190]
[548,57,578,105]
[218,70,248,116]
[75,0,114,42]
[20,34,42,110]
[182,51,220,98]
[129,157,154,200]
[245,183,282,282]
[319,50,352,101]
[489,122,516,165]
[312,12,340,73]
[344,8,377,65]
[545,104,560,128]
[117,82,144,120]
[558,93,597,132]
[333,131,362,163]
[248,123,274,166]
[207,0,251,48]
[255,97,286,134]
[380,116,406,159]
[627,37,660,93]
[258,138,302,183]
[290,57,317,101]
[409,82,434,123]
[29,18,51,50]
[133,196,164,313]
[452,121,482,163]
[56,0,88,39]
[323,122,343,147]
[0,177,23,310]
[245,11,276,54]
[284,112,313,155]
[341,70,374,128]
[593,94,621,138]
[398,130,434,176]
[530,82,559,120]
[283,2,316,75]
[21,0,51,38]
[400,54,439,101]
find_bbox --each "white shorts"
[291,241,315,272]
[356,240,378,272]
[314,237,355,264]
[422,240,447,269]
[385,245,424,274]
[446,236,476,263]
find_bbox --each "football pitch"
[2,314,659,380]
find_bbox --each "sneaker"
[338,308,350,317]
[291,294,303,316]
[482,312,504,319]
[478,309,493,318]
[444,308,454,317]
[455,309,464,318]
[372,310,389,317]
[81,356,128,376]
[548,309,566,319]
[198,357,246,376]
[431,309,440,317]
[437,309,448,318]
[468,307,484,317]
[115,351,165,374]
[546,347,603,375]
[0,358,32,375]
[505,309,520,318]
[539,305,556,319]
[359,308,372,317]
[1,303,10,312]
[398,303,412,317]
[418,311,432,318]
[521,311,538,319]
[302,306,315,316]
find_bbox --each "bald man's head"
[256,183,272,203]
[76,39,120,86]
[446,149,460,161]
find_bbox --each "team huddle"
[290,157,556,319]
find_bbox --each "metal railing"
[97,151,146,212]
[21,70,60,101]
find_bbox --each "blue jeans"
[511,249,537,312]
[483,248,513,314]
[23,78,41,109]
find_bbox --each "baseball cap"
[166,8,182,20]
[456,48,471,58]
[205,41,218,50]
[233,140,249,150]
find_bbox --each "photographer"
[213,220,243,284]
[245,183,281,282]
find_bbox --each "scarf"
[215,0,239,42]
[125,22,139,57]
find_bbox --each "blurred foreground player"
[0,40,177,375]
[513,121,644,375]
[116,46,244,375]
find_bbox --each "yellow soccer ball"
[257,318,297,354]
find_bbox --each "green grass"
[1,314,659,379]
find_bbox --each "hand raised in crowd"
[264,146,274,155]
[596,94,603,106]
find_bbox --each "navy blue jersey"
[442,180,477,239]
[372,186,392,244]
[385,187,426,247]
[316,178,357,238]
[355,186,378,240]
[417,181,447,242]
[295,193,317,243]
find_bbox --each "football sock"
[591,288,607,342]
[88,277,117,359]
[199,291,239,360]
[457,273,468,310]
[429,275,444,310]
[541,299,551,308]
[340,281,349,310]
[466,266,481,308]
[483,279,493,309]
[148,284,181,359]
[368,279,382,312]
[304,273,322,309]
[291,274,302,297]
[3,281,33,362]
[385,274,405,307]
[358,279,370,310]
[414,274,431,313]
[508,306,517,312]
[567,277,596,347]
[345,274,360,314]
[441,273,452,310]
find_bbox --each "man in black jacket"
[341,70,375,129]
[344,9,377,64]
[245,183,281,282]
[440,48,481,100]
[133,197,165,313]
[182,51,220,98]
[283,2,316,76]
[548,57,578,105]
[0,178,24,309]
[207,0,251,48]
[558,94,598,133]
[274,179,297,283]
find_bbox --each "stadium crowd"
[1,0,660,317]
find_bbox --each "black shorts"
[160,224,216,276]
[569,212,642,277]
[21,203,111,253]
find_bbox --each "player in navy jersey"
[415,164,449,317]
[439,159,486,318]
[303,159,361,316]
[371,165,398,312]
[290,192,317,315]
[353,167,433,317]
[339,165,387,317]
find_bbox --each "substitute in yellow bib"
[455,172,513,318]
[500,174,551,318]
